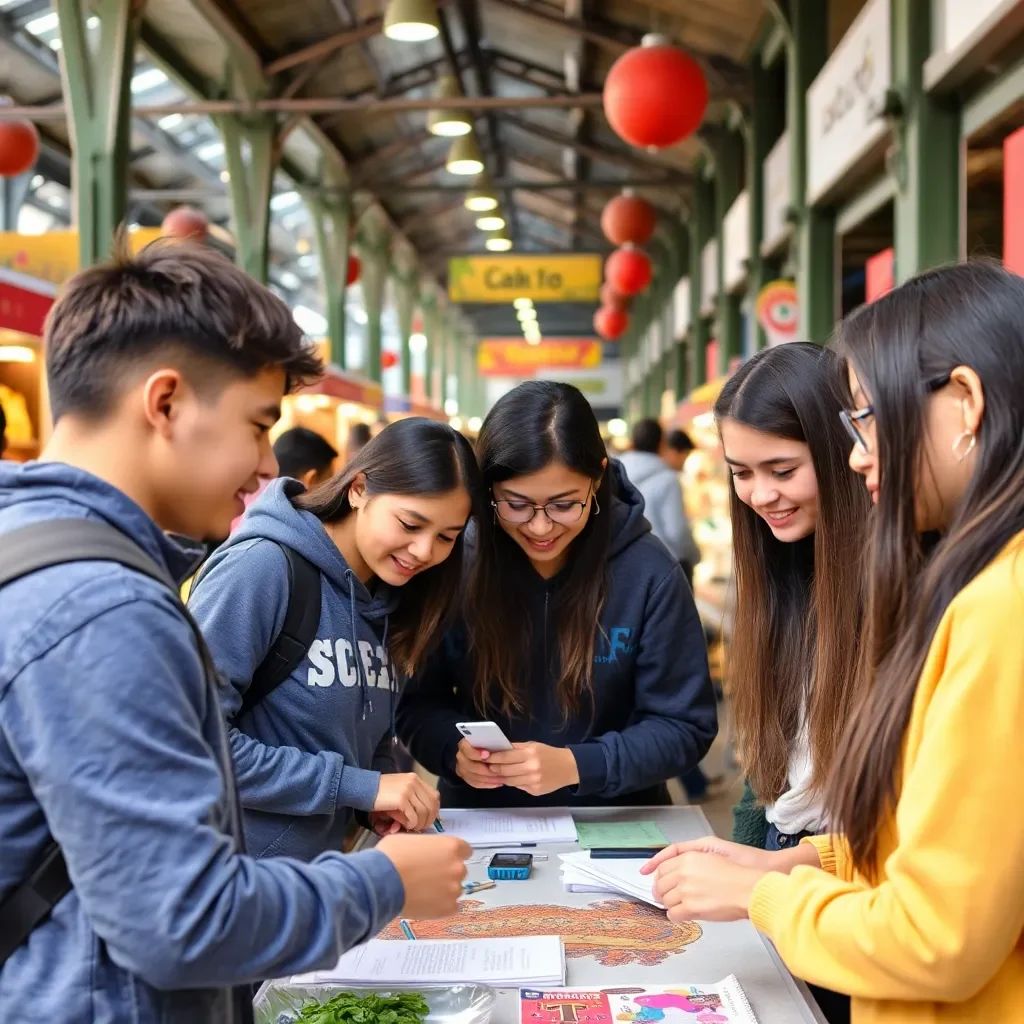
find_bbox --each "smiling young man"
[0,241,469,1024]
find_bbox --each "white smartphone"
[455,720,514,752]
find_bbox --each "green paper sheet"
[574,820,669,849]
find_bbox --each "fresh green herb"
[293,990,431,1024]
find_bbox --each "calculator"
[487,852,533,880]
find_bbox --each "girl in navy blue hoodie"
[397,382,717,807]
[190,417,484,860]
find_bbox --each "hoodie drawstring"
[381,614,398,744]
[346,569,372,719]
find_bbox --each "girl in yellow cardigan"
[643,260,1024,1022]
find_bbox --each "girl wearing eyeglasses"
[644,261,1024,1021]
[397,380,717,808]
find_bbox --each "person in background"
[190,418,483,860]
[0,401,6,459]
[0,240,469,1024]
[662,428,695,473]
[645,261,1024,1022]
[273,426,338,489]
[224,427,340,538]
[617,418,701,586]
[398,381,716,808]
[618,418,713,805]
[346,421,372,464]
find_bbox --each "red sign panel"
[1005,126,1024,277]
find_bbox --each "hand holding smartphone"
[455,720,514,752]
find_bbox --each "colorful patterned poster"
[520,984,758,1024]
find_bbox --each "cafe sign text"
[448,254,602,303]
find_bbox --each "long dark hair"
[827,261,1024,874]
[715,343,869,806]
[469,381,612,718]
[296,417,485,675]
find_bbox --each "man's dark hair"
[631,417,663,454]
[666,428,696,453]
[273,427,338,481]
[347,422,372,453]
[0,399,6,457]
[44,236,322,422]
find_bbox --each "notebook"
[520,982,758,1024]
[558,850,663,908]
[440,808,578,848]
[295,936,567,987]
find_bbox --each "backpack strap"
[239,545,320,718]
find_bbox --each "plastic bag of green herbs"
[292,990,431,1024]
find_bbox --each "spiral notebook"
[520,982,758,1024]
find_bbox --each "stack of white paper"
[559,851,664,909]
[294,936,566,987]
[440,808,578,848]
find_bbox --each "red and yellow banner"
[477,338,602,377]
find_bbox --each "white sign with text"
[806,0,891,203]
[723,190,751,292]
[762,130,791,252]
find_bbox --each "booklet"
[294,936,567,988]
[520,982,758,1024]
[440,808,579,847]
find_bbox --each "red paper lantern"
[601,191,656,246]
[381,350,399,370]
[346,254,361,286]
[600,281,630,312]
[594,306,629,341]
[0,119,40,177]
[603,35,708,150]
[161,206,208,242]
[605,244,652,296]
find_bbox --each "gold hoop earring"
[952,429,976,462]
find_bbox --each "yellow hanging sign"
[0,229,166,287]
[448,254,602,303]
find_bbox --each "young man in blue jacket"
[0,240,468,1024]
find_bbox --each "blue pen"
[400,920,417,940]
[433,819,445,833]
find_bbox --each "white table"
[452,806,826,1024]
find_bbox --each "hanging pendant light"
[427,75,472,137]
[446,133,485,176]
[465,176,499,212]
[383,0,440,41]
[475,213,505,231]
[485,228,512,252]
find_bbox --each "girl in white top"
[712,344,869,1024]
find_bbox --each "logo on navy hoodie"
[594,626,636,664]
[306,639,392,689]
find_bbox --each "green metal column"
[0,172,31,232]
[55,0,140,267]
[310,163,351,369]
[392,248,418,397]
[421,285,439,407]
[891,0,960,280]
[747,56,783,351]
[688,168,714,389]
[712,129,744,374]
[218,114,277,284]
[358,216,390,384]
[787,0,833,342]
[457,334,471,420]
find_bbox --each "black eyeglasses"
[840,373,952,454]
[492,487,600,525]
